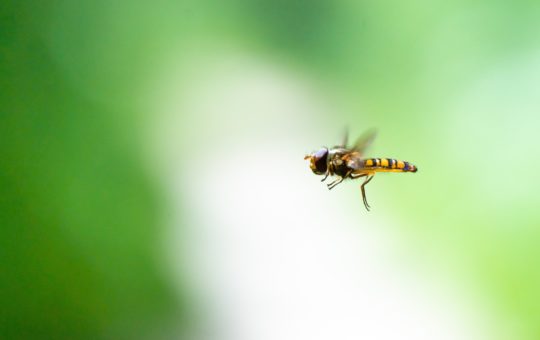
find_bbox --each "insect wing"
[351,129,377,155]
[332,127,349,149]
[340,127,349,148]
[344,151,365,170]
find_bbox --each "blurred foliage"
[1,1,183,338]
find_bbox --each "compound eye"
[313,148,328,174]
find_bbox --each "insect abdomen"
[363,158,417,172]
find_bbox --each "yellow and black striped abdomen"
[363,158,418,173]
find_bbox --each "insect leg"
[327,171,352,190]
[321,172,329,182]
[327,177,343,190]
[360,175,374,211]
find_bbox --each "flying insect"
[304,130,418,211]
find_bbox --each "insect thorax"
[328,149,351,177]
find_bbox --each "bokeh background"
[2,0,540,339]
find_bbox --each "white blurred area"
[145,52,495,340]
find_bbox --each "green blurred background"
[2,0,540,339]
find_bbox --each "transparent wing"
[334,127,349,148]
[351,128,377,155]
[342,126,350,148]
[344,151,365,170]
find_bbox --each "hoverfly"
[304,130,418,211]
